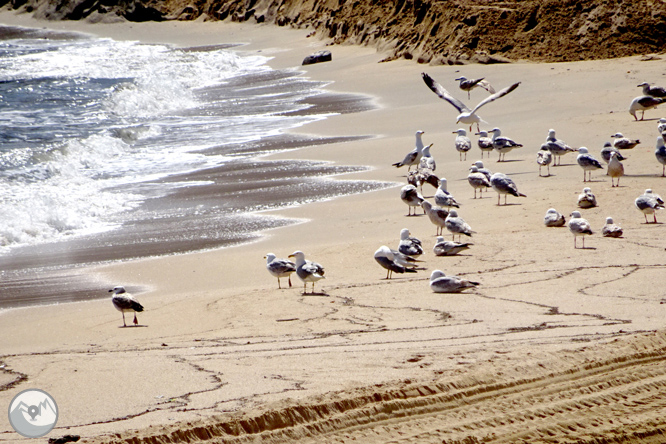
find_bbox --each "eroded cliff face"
[2,0,665,64]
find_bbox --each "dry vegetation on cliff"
[2,0,665,64]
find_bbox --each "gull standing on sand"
[537,145,552,176]
[398,228,424,257]
[418,143,436,170]
[421,201,449,236]
[264,253,296,289]
[475,130,494,158]
[629,95,665,121]
[421,72,520,132]
[468,165,491,198]
[453,128,472,161]
[400,184,425,216]
[455,76,495,99]
[392,130,425,171]
[602,217,623,238]
[611,132,640,150]
[490,172,526,205]
[543,129,576,166]
[544,208,566,227]
[472,160,492,180]
[289,251,325,294]
[435,178,461,208]
[655,136,666,176]
[109,286,144,327]
[635,189,665,223]
[600,142,626,164]
[658,118,666,134]
[445,209,475,241]
[577,187,597,208]
[568,211,593,249]
[433,236,472,256]
[638,82,666,98]
[429,270,479,293]
[374,246,417,279]
[489,127,522,162]
[607,151,624,187]
[576,147,603,182]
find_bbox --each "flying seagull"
[422,72,520,132]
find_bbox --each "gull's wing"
[470,82,521,114]
[422,72,470,113]
[478,79,495,94]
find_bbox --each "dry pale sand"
[3,12,666,444]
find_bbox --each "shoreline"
[3,10,666,444]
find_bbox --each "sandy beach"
[3,11,666,444]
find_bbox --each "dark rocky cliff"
[2,0,665,64]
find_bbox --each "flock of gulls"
[109,70,666,326]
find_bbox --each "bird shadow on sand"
[496,202,523,206]
[633,117,662,122]
[301,291,329,297]
[575,246,597,250]
[118,325,149,328]
[496,159,524,163]
[642,221,664,225]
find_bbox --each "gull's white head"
[606,217,614,224]
[448,209,459,218]
[264,253,277,263]
[469,166,479,173]
[475,130,488,137]
[578,147,589,154]
[583,187,592,193]
[436,236,445,243]
[453,128,467,136]
[548,129,556,137]
[474,160,484,168]
[109,286,126,294]
[611,132,624,138]
[570,211,582,218]
[288,250,306,264]
[430,270,446,281]
[546,208,558,215]
[400,228,411,240]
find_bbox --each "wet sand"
[2,12,666,444]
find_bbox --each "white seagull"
[468,165,491,198]
[264,253,296,289]
[429,270,479,293]
[421,200,449,236]
[607,151,624,187]
[109,286,144,327]
[577,187,597,208]
[543,208,566,227]
[400,184,425,216]
[455,76,495,99]
[536,145,553,177]
[655,136,666,177]
[629,95,665,121]
[602,217,623,238]
[489,127,522,162]
[418,143,436,170]
[611,132,640,150]
[471,160,492,180]
[374,246,417,279]
[453,128,472,161]
[600,142,626,164]
[658,118,666,134]
[392,130,426,171]
[568,211,593,249]
[576,147,603,182]
[490,172,526,205]
[638,82,666,98]
[288,251,325,294]
[445,209,475,241]
[543,129,577,166]
[635,189,665,223]
[434,178,461,208]
[398,228,424,257]
[433,236,473,256]
[475,130,495,158]
[421,72,520,132]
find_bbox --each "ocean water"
[0,25,389,308]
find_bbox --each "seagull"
[471,160,492,180]
[658,118,666,134]
[398,228,424,257]
[568,211,593,249]
[638,82,666,98]
[543,129,577,166]
[611,132,640,150]
[288,251,325,294]
[468,165,491,198]
[490,172,526,205]
[453,128,472,161]
[429,270,479,293]
[607,151,624,187]
[489,127,522,162]
[655,136,666,177]
[635,189,665,223]
[543,208,566,227]
[421,200,449,236]
[109,286,144,327]
[455,76,495,99]
[432,237,473,256]
[374,246,417,279]
[537,145,553,176]
[576,147,603,182]
[577,187,597,208]
[629,95,665,121]
[445,209,475,241]
[421,72,520,132]
[264,253,296,289]
[400,184,425,216]
[418,143,436,170]
[475,130,494,158]
[600,142,626,164]
[407,169,440,193]
[434,178,461,208]
[602,217,623,238]
[392,130,426,171]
